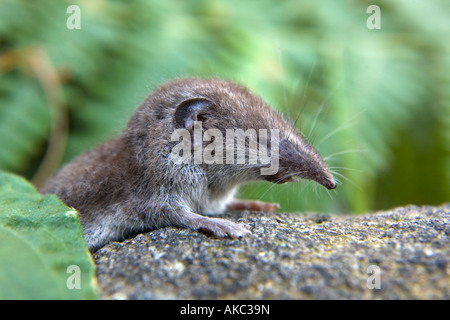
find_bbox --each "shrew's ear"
[174,98,212,131]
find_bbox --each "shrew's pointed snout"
[303,161,337,190]
[313,170,337,190]
[322,178,337,190]
[277,135,337,190]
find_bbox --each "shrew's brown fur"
[41,78,335,252]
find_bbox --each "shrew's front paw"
[180,212,251,239]
[196,217,251,238]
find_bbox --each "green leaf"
[0,171,97,300]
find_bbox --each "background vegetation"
[1,0,449,214]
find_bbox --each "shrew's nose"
[324,178,337,190]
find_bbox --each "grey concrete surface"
[93,204,450,299]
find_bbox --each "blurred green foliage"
[0,0,449,214]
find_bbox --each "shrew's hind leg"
[226,200,279,212]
